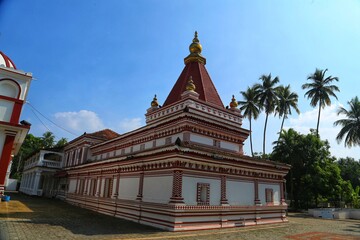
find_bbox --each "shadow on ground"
[0,192,162,237]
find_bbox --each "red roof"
[163,61,224,108]
[0,51,17,69]
[87,129,119,140]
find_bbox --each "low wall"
[309,208,360,220]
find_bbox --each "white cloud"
[117,118,143,133]
[286,103,360,159]
[54,110,105,133]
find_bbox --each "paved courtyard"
[0,192,360,240]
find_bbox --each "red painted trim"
[10,101,23,124]
[0,51,17,69]
[0,135,16,187]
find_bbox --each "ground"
[0,192,359,240]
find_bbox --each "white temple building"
[56,33,290,231]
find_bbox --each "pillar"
[169,170,184,204]
[32,171,42,196]
[136,173,144,201]
[0,132,16,196]
[221,175,228,205]
[254,179,261,205]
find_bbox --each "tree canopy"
[272,129,354,209]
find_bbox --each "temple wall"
[190,134,213,146]
[118,176,139,200]
[182,176,221,205]
[259,183,280,205]
[0,100,13,122]
[227,180,254,206]
[143,175,172,203]
[220,141,239,152]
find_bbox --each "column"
[280,180,285,204]
[254,179,261,205]
[83,178,89,195]
[136,173,144,201]
[221,175,228,205]
[0,132,16,196]
[32,171,42,195]
[169,170,184,204]
[112,172,120,199]
[95,177,101,197]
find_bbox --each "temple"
[20,32,290,231]
[0,51,32,196]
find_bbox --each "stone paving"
[1,192,360,240]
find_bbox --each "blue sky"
[1,0,359,159]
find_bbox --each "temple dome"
[0,51,17,69]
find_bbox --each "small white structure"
[20,150,63,197]
[309,208,360,220]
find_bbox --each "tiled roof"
[87,129,119,140]
[163,61,224,108]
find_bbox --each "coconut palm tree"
[255,73,280,156]
[238,85,261,157]
[302,68,339,137]
[334,96,360,147]
[275,85,300,140]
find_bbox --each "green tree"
[334,96,360,147]
[302,68,339,136]
[272,129,344,209]
[238,85,261,157]
[337,157,360,188]
[255,73,280,156]
[275,85,300,140]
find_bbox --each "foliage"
[334,96,360,147]
[254,73,280,156]
[272,129,352,209]
[302,68,339,136]
[10,131,67,179]
[274,85,300,139]
[337,157,360,188]
[238,85,261,156]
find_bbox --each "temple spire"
[184,31,206,65]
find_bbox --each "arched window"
[0,79,21,99]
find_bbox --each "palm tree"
[275,85,300,140]
[255,73,280,156]
[334,96,360,147]
[238,85,261,157]
[302,68,339,136]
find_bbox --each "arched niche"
[0,79,21,99]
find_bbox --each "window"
[213,139,220,148]
[103,178,113,198]
[265,188,274,204]
[197,183,210,205]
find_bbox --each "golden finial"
[151,94,159,107]
[185,76,196,92]
[229,95,238,108]
[184,31,206,65]
[189,31,202,54]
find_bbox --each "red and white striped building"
[0,51,32,196]
[63,33,290,231]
